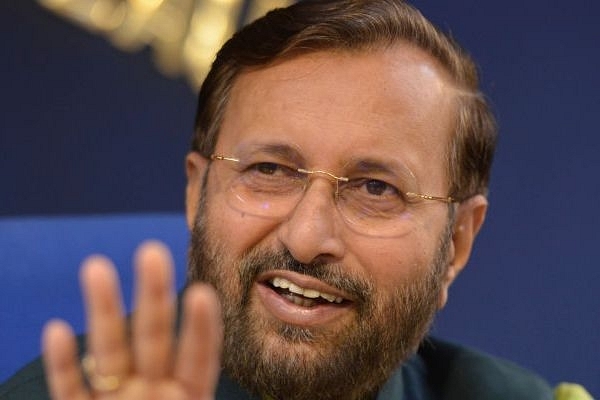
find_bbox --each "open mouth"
[267,277,347,308]
[255,272,355,326]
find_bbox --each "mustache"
[237,247,373,306]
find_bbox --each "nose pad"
[277,179,345,264]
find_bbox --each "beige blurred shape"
[38,0,293,89]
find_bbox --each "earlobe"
[438,194,488,309]
[185,152,209,230]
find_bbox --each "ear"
[438,194,488,309]
[185,152,209,231]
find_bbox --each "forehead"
[217,43,457,188]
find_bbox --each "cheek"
[350,232,437,292]
[204,190,281,258]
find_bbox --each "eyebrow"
[349,158,418,185]
[236,142,305,164]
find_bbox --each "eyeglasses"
[210,154,454,237]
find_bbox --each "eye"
[245,161,302,180]
[253,162,280,175]
[351,178,400,198]
[240,161,303,194]
[364,179,392,196]
[342,178,404,202]
[339,178,406,218]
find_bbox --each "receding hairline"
[225,40,475,139]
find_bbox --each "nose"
[277,179,346,264]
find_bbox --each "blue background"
[1,0,598,395]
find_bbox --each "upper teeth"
[271,277,344,303]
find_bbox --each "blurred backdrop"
[1,0,598,395]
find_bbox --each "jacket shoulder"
[0,357,49,400]
[418,337,553,400]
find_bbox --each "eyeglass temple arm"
[211,155,240,162]
[406,192,455,203]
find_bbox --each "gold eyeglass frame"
[210,154,455,204]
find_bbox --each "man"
[0,0,562,399]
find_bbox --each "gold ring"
[81,354,123,392]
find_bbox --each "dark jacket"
[0,336,552,400]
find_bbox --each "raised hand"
[42,241,222,400]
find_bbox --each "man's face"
[187,44,465,399]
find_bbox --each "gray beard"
[187,181,451,400]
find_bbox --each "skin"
[43,243,222,400]
[187,44,487,326]
[43,43,487,399]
